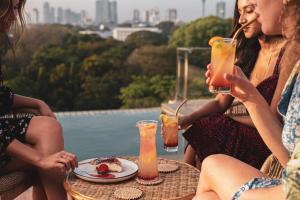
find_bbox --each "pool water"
[57,109,184,161]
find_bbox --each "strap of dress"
[273,47,286,75]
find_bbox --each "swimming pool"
[56,108,184,160]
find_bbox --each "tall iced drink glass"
[209,37,236,93]
[160,114,178,152]
[136,120,159,180]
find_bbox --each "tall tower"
[43,2,50,24]
[57,7,63,24]
[109,1,118,25]
[202,0,206,17]
[133,9,140,23]
[166,9,177,22]
[33,8,39,24]
[95,0,109,25]
[216,0,226,19]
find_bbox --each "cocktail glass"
[160,114,178,152]
[136,120,159,181]
[209,37,236,93]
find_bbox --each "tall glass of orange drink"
[136,120,159,181]
[209,37,236,93]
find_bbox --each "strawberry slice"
[96,164,109,174]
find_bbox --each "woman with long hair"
[0,0,77,199]
[193,0,300,199]
[180,0,291,170]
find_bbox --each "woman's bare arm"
[225,68,290,166]
[180,94,234,129]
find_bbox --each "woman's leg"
[24,116,66,200]
[1,158,47,200]
[184,144,196,166]
[196,154,285,200]
[192,191,221,200]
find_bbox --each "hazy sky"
[26,0,236,23]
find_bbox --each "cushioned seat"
[260,154,284,179]
[0,171,33,200]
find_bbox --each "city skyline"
[26,0,235,23]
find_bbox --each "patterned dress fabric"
[232,61,300,200]
[0,86,33,169]
[183,49,285,169]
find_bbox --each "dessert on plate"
[91,157,123,174]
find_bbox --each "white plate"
[74,158,138,183]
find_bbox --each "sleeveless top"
[226,47,286,116]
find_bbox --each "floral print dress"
[0,86,33,168]
[232,61,300,200]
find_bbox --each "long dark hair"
[231,0,261,78]
[0,0,26,85]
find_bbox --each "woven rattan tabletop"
[64,156,200,200]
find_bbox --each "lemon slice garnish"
[208,36,223,46]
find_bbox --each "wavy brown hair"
[0,0,26,84]
[280,0,300,73]
[231,0,261,78]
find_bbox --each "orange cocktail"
[136,120,159,180]
[160,114,178,152]
[209,37,236,93]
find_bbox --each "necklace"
[255,49,273,81]
[254,38,284,81]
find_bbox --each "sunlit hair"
[231,0,261,78]
[0,0,27,84]
[283,0,300,41]
[280,0,300,74]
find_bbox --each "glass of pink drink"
[209,37,237,93]
[160,114,178,152]
[136,120,159,181]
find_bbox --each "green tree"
[120,75,176,108]
[169,16,232,47]
[125,31,168,48]
[156,21,177,36]
[127,45,176,76]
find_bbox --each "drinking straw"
[231,17,258,43]
[175,99,188,116]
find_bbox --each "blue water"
[57,109,184,161]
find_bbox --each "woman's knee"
[201,154,228,176]
[26,116,63,145]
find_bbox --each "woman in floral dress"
[193,0,300,199]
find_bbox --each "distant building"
[109,1,118,25]
[79,30,112,38]
[133,9,140,23]
[166,9,177,22]
[149,8,160,25]
[50,7,55,23]
[142,10,150,24]
[95,0,118,26]
[202,0,206,17]
[32,8,39,24]
[112,27,161,41]
[216,0,226,19]
[43,2,51,24]
[57,7,63,24]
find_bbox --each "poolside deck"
[161,99,210,116]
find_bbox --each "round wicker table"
[64,156,200,200]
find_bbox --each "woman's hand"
[178,115,193,130]
[37,100,56,118]
[224,66,259,103]
[205,64,213,85]
[37,151,78,173]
